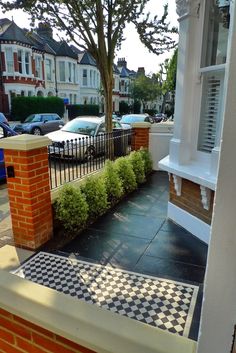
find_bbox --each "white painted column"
[170,0,200,164]
[197,1,236,352]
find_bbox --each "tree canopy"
[131,73,161,108]
[0,0,178,132]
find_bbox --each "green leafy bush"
[114,157,137,193]
[81,176,108,220]
[103,160,123,202]
[11,96,64,122]
[139,147,153,175]
[119,101,130,115]
[55,184,88,232]
[67,104,99,119]
[129,150,146,184]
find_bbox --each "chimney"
[117,57,127,68]
[137,67,145,76]
[37,22,53,38]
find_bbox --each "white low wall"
[149,123,174,171]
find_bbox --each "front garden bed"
[42,148,153,252]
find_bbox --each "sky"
[1,0,178,75]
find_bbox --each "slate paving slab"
[58,171,208,340]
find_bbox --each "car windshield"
[24,114,42,123]
[62,119,98,136]
[120,116,146,124]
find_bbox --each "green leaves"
[132,74,161,105]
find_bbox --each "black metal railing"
[48,129,133,190]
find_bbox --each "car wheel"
[32,127,42,136]
[84,146,96,161]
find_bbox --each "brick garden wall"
[0,307,97,353]
[169,175,214,225]
[131,127,149,151]
[4,146,53,249]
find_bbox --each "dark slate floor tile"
[62,229,150,270]
[134,255,206,283]
[145,230,207,266]
[88,212,165,239]
[160,219,191,233]
[148,200,168,218]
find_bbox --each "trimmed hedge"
[67,104,100,119]
[54,149,153,236]
[11,96,64,122]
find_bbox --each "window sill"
[159,155,216,190]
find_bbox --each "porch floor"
[13,172,208,341]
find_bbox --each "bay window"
[198,0,230,153]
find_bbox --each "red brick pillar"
[0,135,53,250]
[131,122,151,151]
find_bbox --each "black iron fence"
[48,129,133,190]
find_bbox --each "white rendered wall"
[149,123,173,170]
[197,1,236,352]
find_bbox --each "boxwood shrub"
[55,184,88,233]
[103,160,123,203]
[129,150,146,184]
[114,156,137,193]
[81,176,108,220]
[139,147,153,175]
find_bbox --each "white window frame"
[197,0,230,154]
[59,61,66,82]
[83,69,87,86]
[5,47,14,74]
[35,56,42,79]
[45,58,52,81]
[17,50,23,74]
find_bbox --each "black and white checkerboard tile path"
[12,252,199,337]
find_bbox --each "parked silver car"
[120,114,154,129]
[12,113,64,135]
[46,116,126,159]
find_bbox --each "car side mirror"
[59,125,63,129]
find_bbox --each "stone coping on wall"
[131,122,151,128]
[0,134,51,151]
[0,259,197,353]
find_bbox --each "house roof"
[79,51,97,66]
[119,66,130,78]
[70,45,83,55]
[113,64,120,75]
[27,32,56,54]
[0,21,32,46]
[56,41,78,59]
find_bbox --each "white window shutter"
[198,73,223,153]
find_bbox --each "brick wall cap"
[0,134,51,151]
[131,122,151,129]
